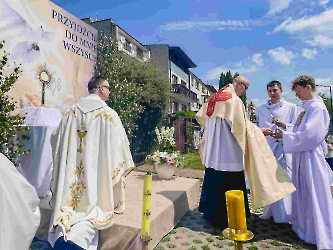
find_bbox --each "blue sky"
[52,0,333,106]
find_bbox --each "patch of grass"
[228,242,234,247]
[183,152,205,170]
[154,246,165,250]
[292,244,302,249]
[215,235,225,240]
[271,240,283,246]
[166,243,176,248]
[201,245,211,250]
[188,246,197,250]
[181,242,191,246]
[206,237,214,243]
[193,239,203,244]
[169,229,177,234]
[195,177,204,184]
[247,246,258,250]
[213,243,223,248]
[161,236,171,243]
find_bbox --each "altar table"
[17,107,62,197]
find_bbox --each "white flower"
[160,151,169,158]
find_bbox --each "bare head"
[291,75,316,101]
[87,76,110,101]
[232,76,250,96]
[267,80,282,104]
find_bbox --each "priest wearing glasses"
[196,76,295,230]
[48,76,134,250]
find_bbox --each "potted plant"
[145,126,184,180]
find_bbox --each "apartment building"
[146,44,216,113]
[81,17,150,61]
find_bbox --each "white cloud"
[282,90,302,105]
[306,35,333,47]
[319,0,330,6]
[160,19,262,31]
[267,47,296,65]
[267,0,292,15]
[251,98,267,107]
[252,53,264,66]
[204,64,258,82]
[301,48,317,60]
[315,76,333,95]
[270,9,333,36]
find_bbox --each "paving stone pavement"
[30,167,327,250]
[154,187,317,250]
[154,205,317,250]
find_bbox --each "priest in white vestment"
[273,75,333,250]
[48,76,134,250]
[0,153,41,250]
[196,76,296,230]
[254,80,301,223]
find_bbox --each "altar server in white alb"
[48,76,134,250]
[273,75,333,249]
[0,153,41,250]
[254,80,301,223]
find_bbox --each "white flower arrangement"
[146,126,185,168]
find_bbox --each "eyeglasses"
[236,80,248,91]
[100,85,111,91]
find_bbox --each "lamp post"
[316,84,333,133]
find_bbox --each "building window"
[172,74,178,84]
[182,104,187,111]
[137,48,144,59]
[181,80,187,87]
[173,102,179,113]
[196,81,199,90]
[191,79,195,86]
[124,39,131,52]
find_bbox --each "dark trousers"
[54,236,85,250]
[199,168,251,230]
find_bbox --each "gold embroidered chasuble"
[196,85,296,210]
[49,95,134,233]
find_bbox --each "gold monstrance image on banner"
[35,63,56,106]
[35,63,61,106]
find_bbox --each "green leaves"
[218,70,247,107]
[94,33,170,138]
[0,40,29,164]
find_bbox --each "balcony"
[172,84,197,103]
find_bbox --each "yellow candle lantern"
[141,173,152,240]
[223,190,254,249]
[225,190,247,233]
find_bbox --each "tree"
[218,70,247,106]
[218,70,234,89]
[95,33,171,161]
[319,93,333,133]
[94,34,144,137]
[319,93,332,115]
[0,41,29,163]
